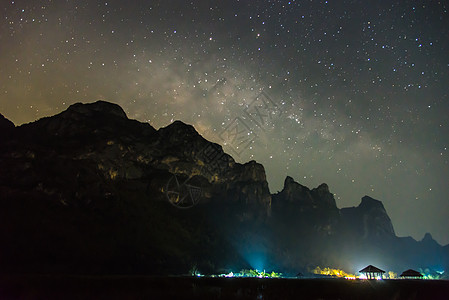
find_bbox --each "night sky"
[1,1,448,245]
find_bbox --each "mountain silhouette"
[1,101,447,276]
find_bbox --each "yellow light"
[312,266,357,279]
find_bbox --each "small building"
[400,269,423,279]
[359,265,385,279]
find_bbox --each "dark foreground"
[1,275,448,300]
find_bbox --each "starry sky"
[1,0,449,245]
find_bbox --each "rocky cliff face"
[3,101,271,215]
[271,176,339,239]
[273,176,337,210]
[340,195,396,239]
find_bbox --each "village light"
[312,266,356,279]
[225,272,234,277]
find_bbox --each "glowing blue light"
[246,251,266,271]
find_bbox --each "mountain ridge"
[0,100,447,276]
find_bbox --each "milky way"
[1,0,449,244]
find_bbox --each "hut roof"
[359,265,385,273]
[400,269,423,277]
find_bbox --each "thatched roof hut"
[400,269,423,279]
[359,265,385,279]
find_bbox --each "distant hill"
[0,101,447,276]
